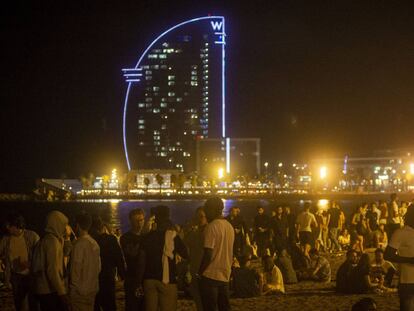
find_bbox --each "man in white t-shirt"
[385,205,414,311]
[199,197,234,311]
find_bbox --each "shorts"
[299,231,313,245]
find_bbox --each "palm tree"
[155,174,164,194]
[144,177,150,194]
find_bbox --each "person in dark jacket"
[254,206,270,258]
[336,249,358,293]
[120,208,146,311]
[91,217,125,311]
[141,205,188,311]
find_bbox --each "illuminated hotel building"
[122,16,227,172]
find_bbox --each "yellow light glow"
[218,168,224,179]
[264,162,269,168]
[410,163,414,174]
[320,166,327,179]
[278,162,283,167]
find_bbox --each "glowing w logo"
[210,21,223,31]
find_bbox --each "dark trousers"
[199,276,230,311]
[37,292,65,311]
[10,273,37,311]
[399,284,414,311]
[95,278,116,311]
[124,277,144,311]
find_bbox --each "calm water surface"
[1,196,398,234]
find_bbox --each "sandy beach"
[1,252,399,311]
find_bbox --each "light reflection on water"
[109,198,339,233]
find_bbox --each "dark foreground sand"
[1,253,399,311]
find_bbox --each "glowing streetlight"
[218,168,224,179]
[319,166,327,179]
[264,162,269,168]
[410,163,414,175]
[278,162,283,168]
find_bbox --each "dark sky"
[2,1,414,191]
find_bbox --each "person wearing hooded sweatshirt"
[32,210,70,311]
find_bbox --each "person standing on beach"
[120,208,146,311]
[253,206,270,258]
[296,203,317,259]
[269,206,289,255]
[32,210,70,311]
[387,193,401,238]
[199,197,234,311]
[184,207,208,311]
[385,204,414,311]
[226,206,246,259]
[327,202,342,253]
[0,214,39,311]
[69,213,101,311]
[141,205,188,311]
[91,216,125,311]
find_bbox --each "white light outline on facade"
[122,16,226,170]
[226,137,230,173]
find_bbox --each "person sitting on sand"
[308,248,331,283]
[338,228,351,250]
[370,248,396,288]
[349,253,376,294]
[232,255,262,298]
[374,223,388,249]
[275,249,297,284]
[262,255,285,294]
[336,249,358,293]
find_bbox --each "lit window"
[153,130,160,134]
[159,54,167,59]
[153,86,160,91]
[176,97,182,102]
[168,81,175,86]
[191,130,197,135]
[138,125,145,129]
[161,124,167,130]
[139,141,144,146]
[145,70,152,75]
[145,98,152,102]
[138,103,145,108]
[145,76,152,80]
[168,75,175,81]
[160,102,167,108]
[168,92,175,97]
[153,108,160,113]
[191,81,198,86]
[151,65,159,69]
[138,120,145,124]
[148,54,158,59]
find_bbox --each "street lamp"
[218,168,224,179]
[320,166,327,179]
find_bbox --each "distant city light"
[218,168,224,179]
[410,163,414,174]
[264,162,269,168]
[319,166,327,179]
[278,162,283,168]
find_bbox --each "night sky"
[2,1,414,191]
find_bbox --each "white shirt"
[69,234,101,296]
[389,226,414,284]
[296,211,317,232]
[389,201,401,224]
[203,219,234,282]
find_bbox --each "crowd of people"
[0,194,413,311]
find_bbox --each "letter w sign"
[210,21,223,31]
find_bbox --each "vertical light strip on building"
[226,137,230,174]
